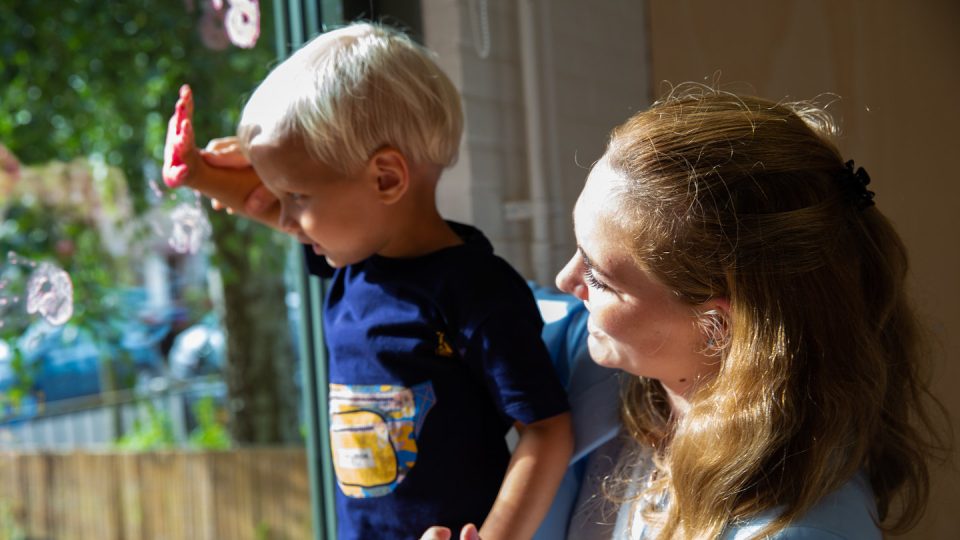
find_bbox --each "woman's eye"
[289,193,307,203]
[583,268,609,291]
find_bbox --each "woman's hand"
[420,523,481,540]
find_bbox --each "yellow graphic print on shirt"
[435,331,454,357]
[329,382,436,498]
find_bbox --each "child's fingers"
[162,118,194,188]
[418,526,452,540]
[163,163,187,187]
[166,106,179,138]
[244,184,277,215]
[459,524,480,540]
[180,117,195,148]
[201,151,250,168]
[210,198,235,215]
[204,136,240,153]
[163,123,186,186]
[180,84,194,118]
[201,151,250,169]
[174,101,186,135]
[162,86,197,188]
[201,137,251,168]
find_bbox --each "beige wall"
[648,0,960,537]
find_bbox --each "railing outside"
[1,378,227,451]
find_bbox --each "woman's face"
[555,159,721,395]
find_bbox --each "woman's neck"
[663,383,692,417]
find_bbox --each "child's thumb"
[419,526,452,540]
[460,523,480,540]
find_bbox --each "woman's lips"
[586,319,601,337]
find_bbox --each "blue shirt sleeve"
[463,307,570,426]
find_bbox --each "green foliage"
[0,159,134,330]
[3,0,300,445]
[0,347,34,410]
[0,158,138,413]
[188,395,232,450]
[114,394,233,451]
[0,0,289,282]
[0,499,26,540]
[115,401,176,451]
[0,0,275,211]
[254,521,272,540]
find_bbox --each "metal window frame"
[275,4,343,538]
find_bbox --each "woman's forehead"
[575,160,621,226]
[575,167,629,252]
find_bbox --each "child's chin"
[323,252,370,269]
[321,251,349,269]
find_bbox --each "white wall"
[423,0,650,284]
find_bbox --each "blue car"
[0,308,173,423]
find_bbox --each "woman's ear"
[366,147,409,204]
[697,297,731,356]
[706,297,730,317]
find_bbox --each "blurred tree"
[0,0,300,444]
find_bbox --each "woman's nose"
[555,255,587,301]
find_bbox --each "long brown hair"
[605,84,948,538]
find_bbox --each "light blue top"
[529,285,881,540]
[722,471,879,539]
[602,443,880,540]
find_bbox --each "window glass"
[0,0,303,452]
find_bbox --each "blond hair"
[605,84,947,538]
[239,22,462,174]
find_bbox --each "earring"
[698,309,729,357]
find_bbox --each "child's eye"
[289,193,308,203]
[583,267,609,291]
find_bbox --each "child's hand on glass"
[162,84,199,189]
[161,84,279,226]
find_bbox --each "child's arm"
[162,84,280,228]
[479,411,574,540]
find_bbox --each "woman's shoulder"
[723,472,880,540]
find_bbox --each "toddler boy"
[164,23,572,540]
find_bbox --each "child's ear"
[367,147,409,204]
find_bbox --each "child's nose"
[278,206,301,235]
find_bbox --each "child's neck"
[378,208,462,259]
[377,166,463,259]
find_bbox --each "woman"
[547,85,948,539]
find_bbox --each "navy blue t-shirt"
[304,222,569,540]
